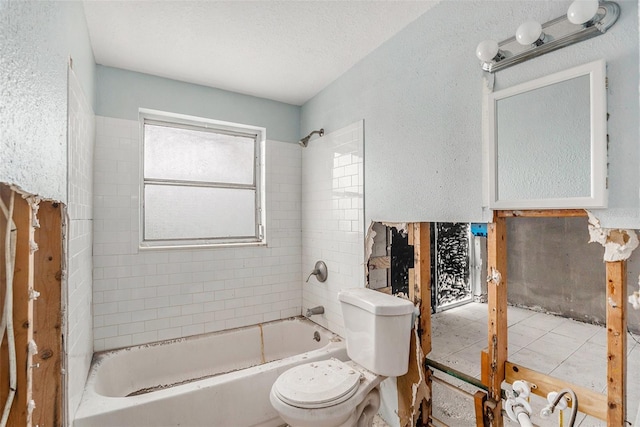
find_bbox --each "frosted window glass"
[144,185,256,240]
[144,124,255,184]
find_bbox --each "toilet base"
[270,360,386,427]
[274,387,381,427]
[350,387,381,427]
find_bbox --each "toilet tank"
[338,288,415,377]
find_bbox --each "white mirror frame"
[487,59,607,209]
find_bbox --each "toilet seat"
[272,359,361,409]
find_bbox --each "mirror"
[487,60,607,209]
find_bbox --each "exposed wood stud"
[397,328,423,427]
[412,223,431,355]
[605,261,626,426]
[414,223,432,426]
[474,390,489,427]
[0,190,63,427]
[32,201,62,427]
[375,286,392,295]
[0,188,34,427]
[398,223,432,427]
[486,213,507,427]
[367,255,391,270]
[480,349,490,387]
[496,209,587,218]
[479,209,628,427]
[505,361,607,420]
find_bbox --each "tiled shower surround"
[93,116,302,351]
[67,69,96,419]
[301,121,365,336]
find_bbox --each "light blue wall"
[95,66,300,143]
[302,0,639,229]
[0,0,95,202]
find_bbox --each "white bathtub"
[74,317,346,427]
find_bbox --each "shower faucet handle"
[305,261,328,283]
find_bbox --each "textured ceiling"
[83,1,438,105]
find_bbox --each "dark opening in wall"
[366,222,476,311]
[431,223,472,311]
[390,228,413,295]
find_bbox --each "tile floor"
[429,302,639,426]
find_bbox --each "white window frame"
[139,109,266,249]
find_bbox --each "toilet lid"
[273,359,361,409]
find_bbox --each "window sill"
[138,241,268,251]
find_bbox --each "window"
[140,110,265,248]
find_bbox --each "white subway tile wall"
[93,116,302,351]
[67,69,96,420]
[301,121,365,336]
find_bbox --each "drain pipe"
[513,405,534,427]
[504,380,534,427]
[504,396,533,427]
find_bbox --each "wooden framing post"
[606,260,627,425]
[505,362,608,419]
[397,223,432,427]
[412,223,432,357]
[474,390,490,426]
[33,201,63,427]
[485,214,507,426]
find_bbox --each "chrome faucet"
[305,306,324,317]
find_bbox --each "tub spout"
[306,306,324,317]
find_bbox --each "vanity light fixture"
[476,40,504,63]
[476,0,619,72]
[516,20,545,46]
[567,0,601,24]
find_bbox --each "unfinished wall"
[0,1,95,202]
[301,0,639,229]
[0,3,97,424]
[92,116,302,351]
[66,68,96,423]
[301,121,365,337]
[507,217,640,333]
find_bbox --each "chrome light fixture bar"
[476,1,619,73]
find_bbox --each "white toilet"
[270,287,415,427]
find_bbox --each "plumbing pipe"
[505,396,532,426]
[0,191,17,427]
[426,358,488,392]
[541,388,578,427]
[515,408,534,427]
[512,380,532,399]
[431,375,476,399]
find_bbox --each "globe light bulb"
[567,0,600,24]
[516,20,543,45]
[476,40,499,62]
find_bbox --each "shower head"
[299,128,324,147]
